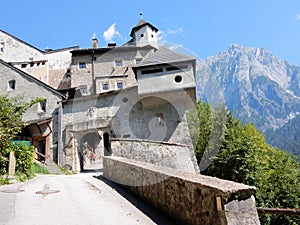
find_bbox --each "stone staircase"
[35,160,64,175]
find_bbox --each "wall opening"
[103,133,111,156]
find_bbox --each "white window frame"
[116,81,123,90]
[102,83,109,92]
[115,60,123,67]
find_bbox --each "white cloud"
[157,27,184,41]
[167,28,183,34]
[103,23,120,42]
[157,31,165,41]
[297,14,300,20]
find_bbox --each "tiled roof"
[134,46,195,68]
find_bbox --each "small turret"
[130,13,158,49]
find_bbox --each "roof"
[133,46,195,68]
[0,59,66,99]
[130,19,158,37]
[0,29,44,54]
[0,29,79,54]
[71,45,155,56]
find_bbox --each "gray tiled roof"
[134,46,195,68]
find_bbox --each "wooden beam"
[257,207,300,216]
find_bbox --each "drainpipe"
[46,60,49,85]
[57,101,63,166]
[91,50,96,95]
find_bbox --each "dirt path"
[0,172,174,225]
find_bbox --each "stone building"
[0,29,78,88]
[0,59,65,162]
[61,18,199,173]
[0,18,200,173]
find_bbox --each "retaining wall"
[103,156,260,225]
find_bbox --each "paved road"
[0,172,175,225]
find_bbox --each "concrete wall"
[137,62,195,95]
[103,156,261,225]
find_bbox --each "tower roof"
[130,18,158,37]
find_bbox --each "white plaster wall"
[0,31,45,62]
[0,63,62,122]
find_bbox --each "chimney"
[92,37,98,48]
[91,33,98,48]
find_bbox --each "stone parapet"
[103,156,260,225]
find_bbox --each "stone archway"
[78,131,102,171]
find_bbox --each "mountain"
[196,44,300,156]
[265,114,300,157]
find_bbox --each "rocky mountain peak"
[197,44,300,132]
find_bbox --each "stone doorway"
[78,131,102,172]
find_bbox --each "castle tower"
[130,14,158,49]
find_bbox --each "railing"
[257,207,300,216]
[35,151,48,165]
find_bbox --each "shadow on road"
[93,175,180,225]
[81,169,103,174]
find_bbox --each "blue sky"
[1,0,300,65]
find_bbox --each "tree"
[0,95,42,175]
[190,100,300,225]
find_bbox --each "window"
[8,80,16,91]
[21,64,27,68]
[79,62,86,69]
[117,82,123,90]
[102,83,109,91]
[135,58,142,64]
[166,65,188,72]
[174,75,183,83]
[30,62,34,67]
[115,60,122,67]
[79,85,87,95]
[141,68,163,75]
[66,74,71,82]
[39,100,46,112]
[0,42,4,53]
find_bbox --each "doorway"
[37,140,46,161]
[103,133,111,156]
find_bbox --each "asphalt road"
[0,172,175,225]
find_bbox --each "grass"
[30,163,50,175]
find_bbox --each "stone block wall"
[111,138,199,173]
[103,156,260,225]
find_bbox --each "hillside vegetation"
[188,100,300,225]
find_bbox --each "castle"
[0,17,199,173]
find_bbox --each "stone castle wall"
[103,156,261,225]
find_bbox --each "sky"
[1,0,300,65]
